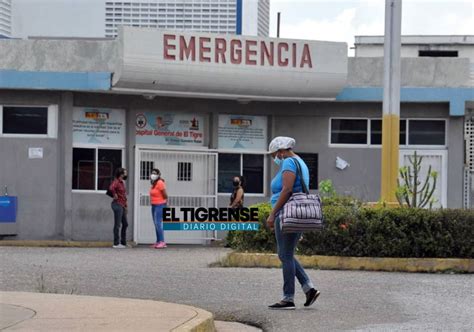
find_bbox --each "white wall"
[12,0,105,39]
[355,44,474,61]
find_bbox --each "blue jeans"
[152,204,166,243]
[275,216,314,302]
[111,202,128,246]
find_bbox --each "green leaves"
[227,202,474,258]
[396,151,438,208]
[318,179,337,198]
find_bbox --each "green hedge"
[227,200,474,258]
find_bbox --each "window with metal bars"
[140,161,154,180]
[177,162,192,181]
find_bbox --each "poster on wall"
[135,112,205,146]
[73,108,125,145]
[218,115,267,150]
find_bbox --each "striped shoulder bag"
[280,158,325,233]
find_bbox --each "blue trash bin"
[0,196,17,223]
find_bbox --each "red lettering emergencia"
[199,37,211,63]
[230,40,242,64]
[292,43,297,68]
[179,36,196,61]
[260,41,274,66]
[300,44,313,68]
[245,40,257,65]
[163,34,313,69]
[215,38,227,63]
[163,34,176,60]
[277,42,289,67]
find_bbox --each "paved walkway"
[0,292,214,331]
[0,246,472,331]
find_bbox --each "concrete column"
[447,117,464,208]
[381,0,402,203]
[58,92,74,239]
[126,104,135,243]
[210,112,218,149]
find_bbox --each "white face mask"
[150,174,159,181]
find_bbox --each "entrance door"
[134,148,218,244]
[399,150,447,208]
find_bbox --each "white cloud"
[272,0,472,55]
[279,8,357,42]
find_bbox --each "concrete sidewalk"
[0,292,215,331]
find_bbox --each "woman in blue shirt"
[266,136,320,310]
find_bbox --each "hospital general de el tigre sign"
[162,33,313,68]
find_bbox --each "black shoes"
[268,301,296,310]
[304,288,321,307]
[268,289,320,310]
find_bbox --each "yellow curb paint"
[365,201,401,208]
[381,113,400,204]
[0,240,135,248]
[224,253,473,273]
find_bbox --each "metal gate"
[465,116,474,208]
[399,150,447,208]
[134,147,218,244]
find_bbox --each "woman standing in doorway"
[229,176,245,209]
[150,169,168,249]
[109,168,128,249]
[266,136,320,310]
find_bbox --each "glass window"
[330,119,368,144]
[218,154,264,194]
[73,148,96,190]
[243,154,264,194]
[370,119,406,145]
[98,149,122,190]
[218,154,240,193]
[297,153,318,190]
[2,106,48,134]
[409,120,446,145]
[72,148,122,191]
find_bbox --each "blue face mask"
[274,155,282,166]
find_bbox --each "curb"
[221,252,474,273]
[172,307,216,332]
[1,291,216,332]
[0,240,132,248]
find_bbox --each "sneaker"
[150,243,158,248]
[268,301,296,310]
[112,244,126,249]
[304,288,320,307]
[155,241,167,249]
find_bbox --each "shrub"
[227,202,275,252]
[227,201,474,258]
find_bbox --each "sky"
[268,0,473,46]
[12,0,474,49]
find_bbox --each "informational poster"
[218,115,267,150]
[135,112,205,146]
[73,108,125,145]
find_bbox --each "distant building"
[0,0,12,38]
[104,0,270,38]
